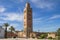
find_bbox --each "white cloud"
[0,13,23,31]
[30,0,54,9]
[0,7,6,13]
[10,0,24,4]
[0,13,23,22]
[33,18,42,23]
[49,15,60,20]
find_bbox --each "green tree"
[57,28,60,36]
[9,26,15,38]
[57,28,60,40]
[40,34,47,39]
[3,23,9,38]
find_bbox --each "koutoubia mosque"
[17,2,37,38]
[12,2,56,38]
[24,2,33,38]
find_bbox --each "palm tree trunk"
[5,27,7,38]
[11,30,12,38]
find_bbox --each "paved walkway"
[0,38,54,40]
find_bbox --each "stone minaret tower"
[24,2,33,38]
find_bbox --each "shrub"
[48,37,52,39]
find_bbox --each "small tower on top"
[26,2,30,8]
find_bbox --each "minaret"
[24,2,33,38]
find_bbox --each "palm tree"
[9,26,15,38]
[3,23,9,38]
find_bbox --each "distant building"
[47,32,56,38]
[0,26,5,38]
[7,32,17,38]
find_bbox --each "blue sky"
[0,0,60,32]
